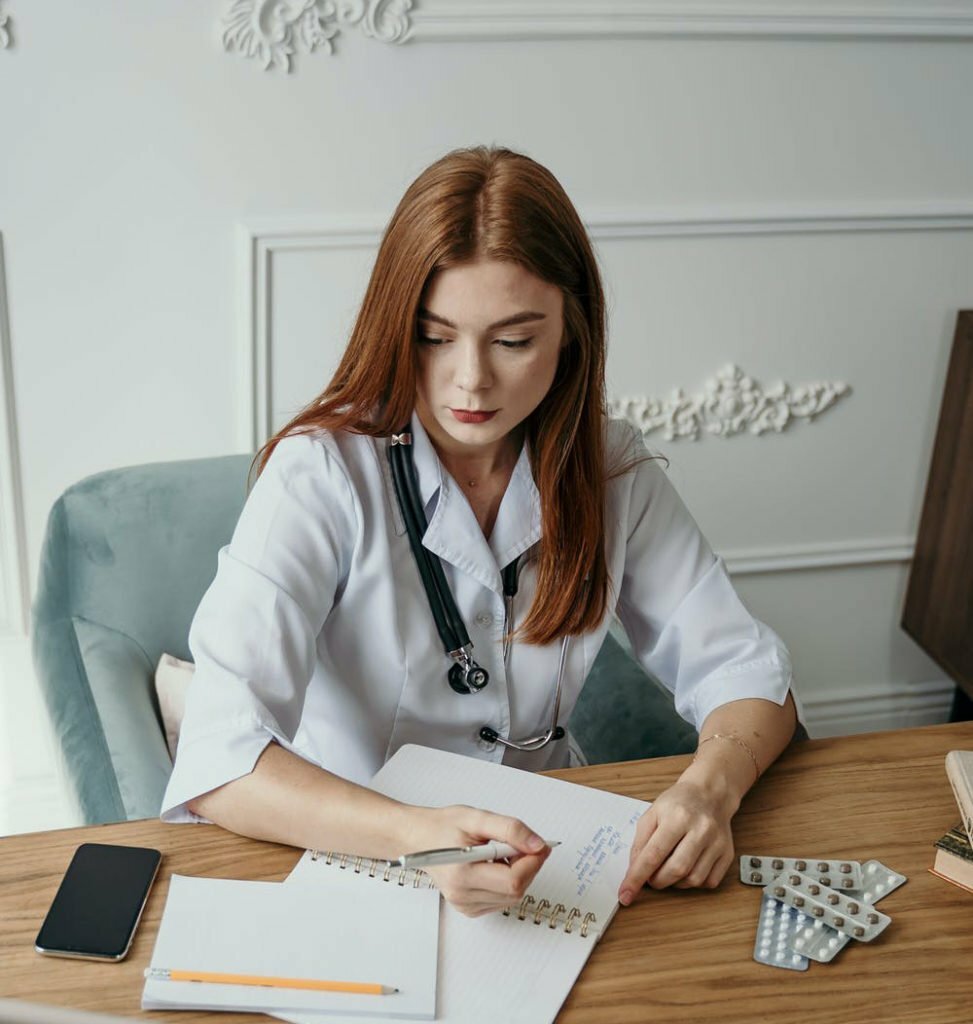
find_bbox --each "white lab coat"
[161,415,795,822]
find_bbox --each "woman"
[162,145,799,916]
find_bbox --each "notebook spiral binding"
[309,849,436,888]
[308,851,596,937]
[501,896,597,937]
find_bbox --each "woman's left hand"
[616,777,735,904]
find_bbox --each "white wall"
[2,1,971,829]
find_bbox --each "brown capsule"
[772,859,784,870]
[853,926,865,938]
[812,907,824,917]
[795,860,807,871]
[750,872,763,883]
[750,857,761,867]
[840,863,852,873]
[821,876,832,886]
[833,915,845,927]
[789,874,801,885]
[808,884,820,895]
[866,913,879,924]
[827,893,839,905]
[841,879,855,888]
[847,902,860,914]
[817,862,829,872]
[794,896,805,907]
[774,886,785,898]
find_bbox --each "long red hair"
[254,146,614,645]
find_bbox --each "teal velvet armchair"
[32,454,698,825]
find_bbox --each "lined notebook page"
[278,744,650,1024]
[371,744,648,927]
[142,873,438,1019]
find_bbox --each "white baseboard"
[0,772,81,836]
[801,680,955,738]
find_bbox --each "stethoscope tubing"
[388,428,567,751]
[389,437,471,654]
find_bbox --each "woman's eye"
[496,337,533,349]
[418,336,448,346]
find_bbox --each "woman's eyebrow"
[418,308,547,331]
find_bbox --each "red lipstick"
[450,409,498,424]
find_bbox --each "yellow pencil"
[144,967,397,995]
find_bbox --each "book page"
[142,872,438,1019]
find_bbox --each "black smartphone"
[35,843,162,962]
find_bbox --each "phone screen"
[35,843,162,961]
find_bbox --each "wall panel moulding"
[0,234,29,636]
[411,3,973,43]
[219,2,973,72]
[0,1,12,50]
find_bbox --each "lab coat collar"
[409,414,444,513]
[410,413,542,594]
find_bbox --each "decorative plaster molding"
[0,2,12,50]
[221,0,412,72]
[610,364,850,442]
[412,2,973,41]
[0,234,29,637]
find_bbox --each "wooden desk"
[2,722,972,1024]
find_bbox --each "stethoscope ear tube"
[388,431,490,693]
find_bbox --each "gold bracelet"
[693,733,761,785]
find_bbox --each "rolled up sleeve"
[615,440,795,731]
[160,433,356,823]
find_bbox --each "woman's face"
[415,258,565,460]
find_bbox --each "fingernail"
[619,889,633,906]
[528,834,545,851]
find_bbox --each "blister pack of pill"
[739,854,862,891]
[752,894,809,971]
[790,860,907,963]
[764,872,891,941]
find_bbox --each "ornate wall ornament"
[609,364,851,441]
[0,2,12,50]
[221,0,413,72]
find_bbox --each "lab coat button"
[475,612,494,627]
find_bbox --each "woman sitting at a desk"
[161,146,799,916]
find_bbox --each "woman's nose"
[455,342,492,391]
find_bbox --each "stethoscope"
[387,428,567,752]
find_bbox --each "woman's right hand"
[402,804,551,917]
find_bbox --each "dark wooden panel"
[902,310,973,696]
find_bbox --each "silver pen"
[398,839,560,870]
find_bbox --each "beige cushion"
[154,653,195,761]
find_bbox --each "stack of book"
[931,750,973,894]
[931,826,973,894]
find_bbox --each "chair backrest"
[31,451,697,825]
[32,454,253,824]
[570,624,698,764]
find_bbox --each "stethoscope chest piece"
[448,661,488,695]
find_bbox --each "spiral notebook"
[279,744,650,1024]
